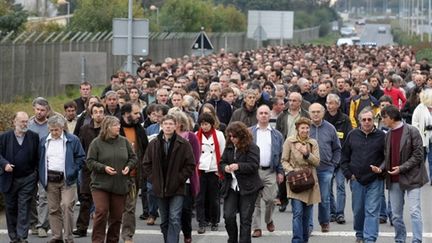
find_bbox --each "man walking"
[73,103,105,237]
[143,115,195,243]
[309,103,341,233]
[324,94,352,224]
[250,105,284,238]
[372,105,428,243]
[120,103,149,243]
[341,107,385,243]
[0,112,40,243]
[28,97,51,237]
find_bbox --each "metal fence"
[0,27,319,103]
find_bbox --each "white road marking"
[1,229,431,238]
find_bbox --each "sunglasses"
[361,118,373,122]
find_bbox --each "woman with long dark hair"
[220,121,263,243]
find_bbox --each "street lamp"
[58,0,70,26]
[150,5,159,26]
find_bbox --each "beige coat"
[281,135,321,205]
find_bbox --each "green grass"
[307,32,340,46]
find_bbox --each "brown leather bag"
[286,167,315,193]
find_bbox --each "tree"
[159,0,214,32]
[159,0,245,32]
[0,1,28,34]
[212,4,246,32]
[70,0,144,32]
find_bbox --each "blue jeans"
[317,169,333,225]
[389,183,423,243]
[330,167,346,217]
[4,171,37,241]
[147,181,159,217]
[427,144,432,182]
[350,179,383,242]
[158,195,184,243]
[379,193,392,222]
[291,199,313,243]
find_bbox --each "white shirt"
[256,125,272,167]
[46,133,66,173]
[230,148,239,191]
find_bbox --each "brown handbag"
[286,167,315,193]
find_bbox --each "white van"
[336,38,353,46]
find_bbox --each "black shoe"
[139,213,149,220]
[197,226,206,234]
[72,229,87,237]
[211,224,218,231]
[279,203,287,212]
[336,215,346,224]
[330,215,336,222]
[379,218,387,224]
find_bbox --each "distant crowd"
[1,44,431,243]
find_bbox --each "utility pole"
[127,0,133,73]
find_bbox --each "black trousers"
[196,172,220,227]
[181,184,193,239]
[75,193,93,231]
[223,189,259,243]
[277,176,288,205]
[4,171,37,241]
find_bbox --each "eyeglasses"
[361,118,373,122]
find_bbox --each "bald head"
[257,105,271,126]
[309,103,325,125]
[13,111,29,135]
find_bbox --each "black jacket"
[206,99,232,125]
[324,110,353,146]
[340,127,385,185]
[0,130,39,193]
[220,143,263,198]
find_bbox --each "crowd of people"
[1,43,431,243]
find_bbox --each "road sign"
[112,18,149,56]
[191,28,214,56]
[247,10,294,40]
[253,25,267,41]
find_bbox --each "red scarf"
[196,127,223,179]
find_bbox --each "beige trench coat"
[281,136,321,205]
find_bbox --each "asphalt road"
[2,181,432,243]
[359,24,394,46]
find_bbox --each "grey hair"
[32,97,50,110]
[156,88,168,96]
[297,78,309,87]
[47,115,66,128]
[209,82,222,91]
[105,91,118,99]
[326,93,341,105]
[357,106,374,121]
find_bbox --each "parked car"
[378,26,386,33]
[340,26,356,36]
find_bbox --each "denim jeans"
[147,181,159,217]
[317,169,333,225]
[330,167,346,217]
[427,144,432,182]
[350,178,383,242]
[379,193,392,222]
[291,199,313,243]
[4,171,37,241]
[158,195,184,243]
[389,183,423,243]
